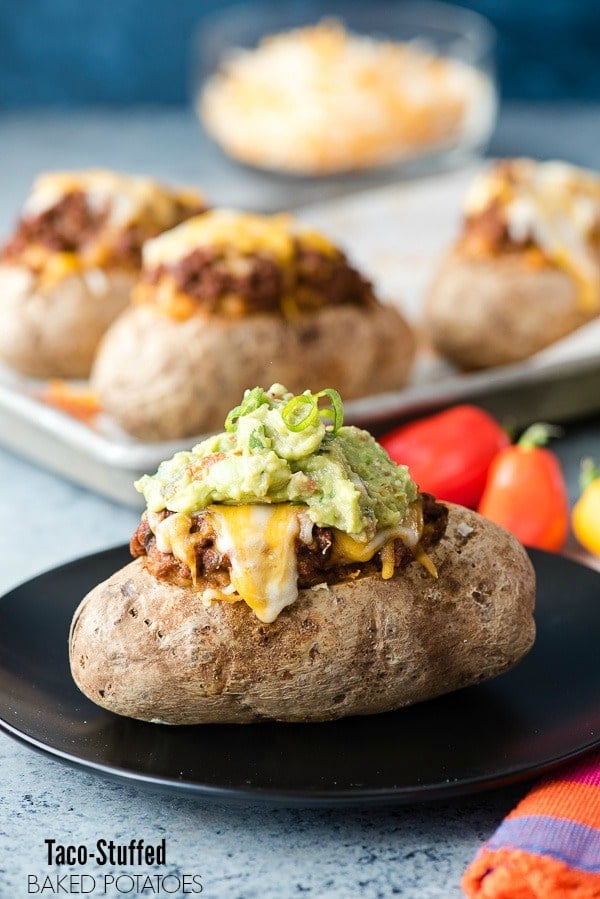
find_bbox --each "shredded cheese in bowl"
[199,18,496,175]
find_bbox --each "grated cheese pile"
[200,19,495,175]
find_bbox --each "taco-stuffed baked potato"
[425,159,600,369]
[0,169,206,378]
[90,211,415,441]
[69,385,536,724]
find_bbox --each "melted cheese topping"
[332,501,423,563]
[210,505,303,623]
[24,169,203,230]
[37,251,82,290]
[149,511,197,578]
[12,169,204,289]
[465,159,600,311]
[142,209,337,269]
[147,501,436,623]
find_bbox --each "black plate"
[0,546,599,806]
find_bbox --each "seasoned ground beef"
[295,244,375,309]
[459,160,541,258]
[142,240,376,317]
[1,191,205,270]
[460,200,537,258]
[148,247,285,315]
[129,493,448,591]
[1,192,106,262]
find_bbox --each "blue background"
[1,0,600,108]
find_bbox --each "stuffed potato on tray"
[425,159,600,369]
[91,210,415,441]
[0,169,206,379]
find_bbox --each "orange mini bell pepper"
[477,423,569,552]
[572,459,600,557]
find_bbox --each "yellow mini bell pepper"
[572,459,600,557]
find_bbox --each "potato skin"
[424,251,597,370]
[0,264,135,379]
[90,302,415,441]
[69,505,536,724]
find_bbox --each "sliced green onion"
[315,388,344,433]
[239,386,267,416]
[224,404,243,432]
[227,386,344,435]
[224,387,267,432]
[282,394,319,432]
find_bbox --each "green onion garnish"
[225,387,267,431]
[315,388,343,433]
[282,388,344,433]
[227,386,344,435]
[224,404,243,432]
[282,394,320,432]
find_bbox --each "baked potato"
[425,159,600,370]
[69,385,535,725]
[0,169,205,379]
[69,504,535,725]
[92,302,412,442]
[0,265,136,380]
[90,210,415,441]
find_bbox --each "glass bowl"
[193,0,498,180]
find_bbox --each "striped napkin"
[462,753,600,898]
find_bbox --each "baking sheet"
[2,165,600,508]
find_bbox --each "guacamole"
[136,385,417,541]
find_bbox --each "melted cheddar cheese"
[147,502,435,623]
[210,505,302,623]
[465,159,600,312]
[34,251,82,290]
[332,501,423,562]
[150,509,191,559]
[142,209,338,270]
[10,169,204,289]
[24,169,203,230]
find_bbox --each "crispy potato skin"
[424,251,597,370]
[69,505,536,724]
[0,264,134,379]
[90,303,414,441]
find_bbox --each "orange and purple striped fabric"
[462,753,600,898]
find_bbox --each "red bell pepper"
[379,405,509,508]
[477,424,569,551]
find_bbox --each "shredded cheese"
[24,169,204,230]
[199,19,494,175]
[142,209,337,270]
[380,541,396,580]
[11,169,204,288]
[37,252,82,290]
